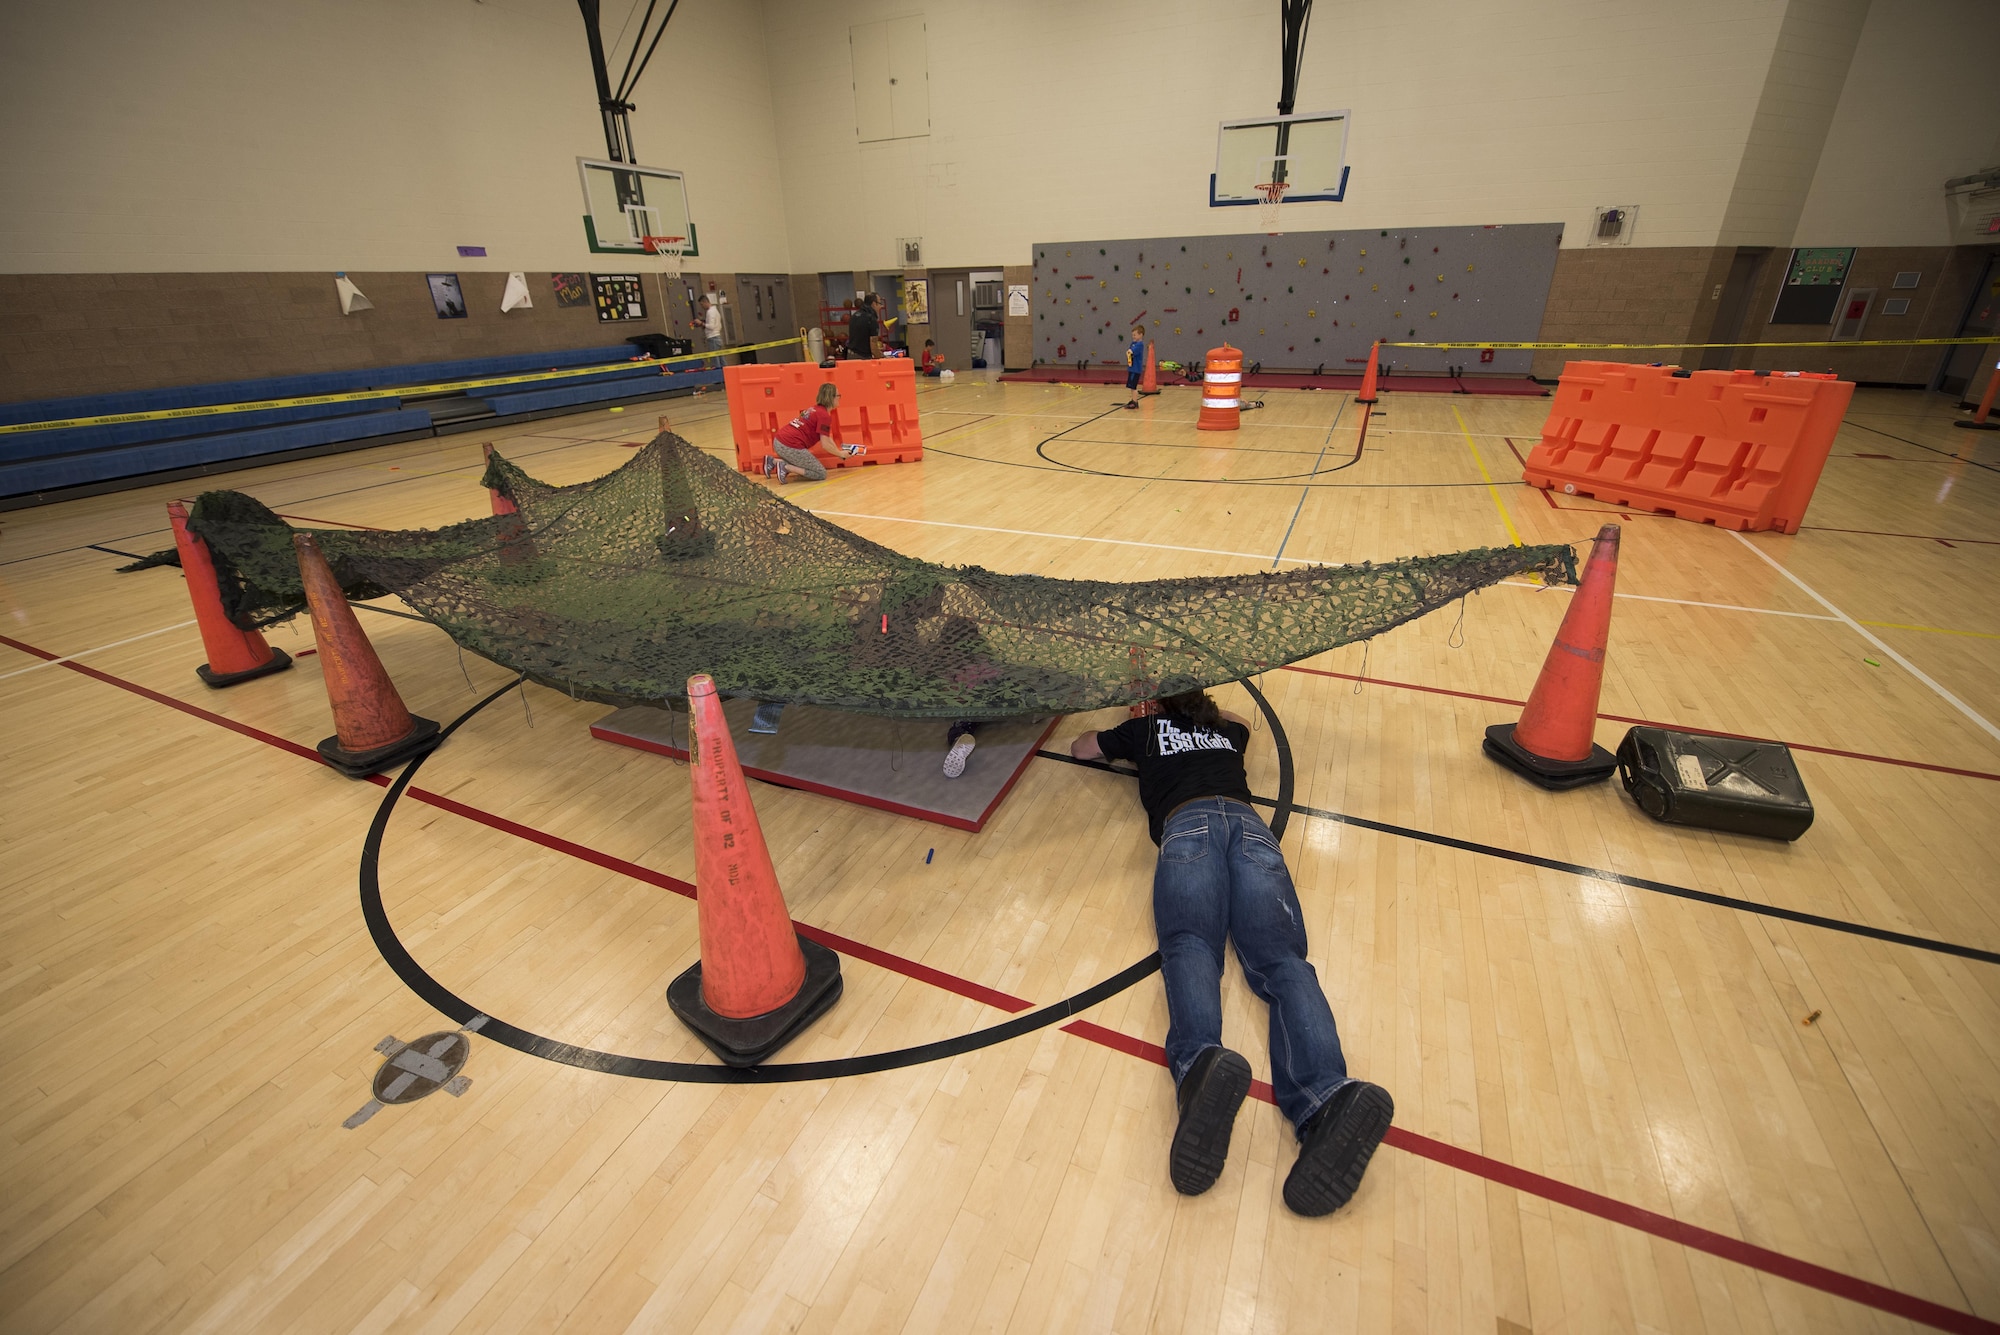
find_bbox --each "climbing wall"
[1030,223,1563,376]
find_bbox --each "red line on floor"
[1278,663,2000,783]
[7,629,1995,1333]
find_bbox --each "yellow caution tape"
[0,336,806,437]
[1382,336,1999,350]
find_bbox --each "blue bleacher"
[0,343,715,501]
[0,409,432,500]
[480,366,723,416]
[0,345,635,428]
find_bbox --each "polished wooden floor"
[2,377,1996,1333]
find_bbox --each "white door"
[851,16,928,142]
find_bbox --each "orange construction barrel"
[1197,345,1243,432]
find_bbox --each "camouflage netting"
[167,432,1577,717]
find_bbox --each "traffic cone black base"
[317,715,442,779]
[197,645,293,689]
[668,935,844,1067]
[1482,723,1617,790]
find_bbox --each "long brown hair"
[1157,688,1221,728]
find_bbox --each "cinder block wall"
[0,271,682,405]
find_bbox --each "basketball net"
[642,235,687,278]
[1255,182,1289,235]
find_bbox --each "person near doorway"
[1070,688,1394,1215]
[701,296,725,369]
[846,293,881,359]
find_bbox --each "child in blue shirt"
[1123,328,1146,408]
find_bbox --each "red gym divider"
[1521,362,1853,533]
[724,360,924,472]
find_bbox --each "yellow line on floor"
[1451,403,1522,547]
[1858,619,2000,640]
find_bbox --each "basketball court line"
[1274,663,2000,783]
[3,627,1992,1334]
[1451,404,1523,545]
[1730,533,2000,745]
[0,619,195,681]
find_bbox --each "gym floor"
[1,377,1995,1332]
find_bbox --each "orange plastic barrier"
[724,360,924,472]
[1521,362,1853,534]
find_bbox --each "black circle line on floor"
[358,677,1293,1083]
[1035,751,2000,966]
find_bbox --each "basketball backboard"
[1211,111,1350,206]
[577,157,699,256]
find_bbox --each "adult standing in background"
[846,292,881,359]
[701,295,725,369]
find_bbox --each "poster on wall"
[591,274,646,322]
[902,279,930,325]
[1770,247,1855,325]
[1006,284,1030,317]
[426,273,468,319]
[551,273,590,307]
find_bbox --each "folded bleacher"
[0,343,725,504]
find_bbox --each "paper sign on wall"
[1006,284,1029,317]
[500,272,533,313]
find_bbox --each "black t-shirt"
[1095,713,1254,845]
[847,306,880,352]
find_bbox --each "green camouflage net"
[174,432,1577,717]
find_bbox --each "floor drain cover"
[344,1029,475,1128]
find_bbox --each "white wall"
[759,0,1800,270]
[1790,0,2000,246]
[5,0,1990,281]
[0,0,793,274]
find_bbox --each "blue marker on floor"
[925,848,934,864]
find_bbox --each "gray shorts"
[772,441,826,481]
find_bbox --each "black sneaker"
[1282,1080,1394,1217]
[1168,1046,1252,1195]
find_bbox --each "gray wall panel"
[1031,223,1564,376]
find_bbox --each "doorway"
[732,274,791,353]
[925,270,974,370]
[1701,248,1768,370]
[1938,255,2000,398]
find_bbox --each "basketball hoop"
[642,234,687,278]
[1254,182,1289,234]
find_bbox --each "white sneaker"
[942,733,976,778]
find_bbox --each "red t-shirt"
[774,404,833,451]
[921,348,941,370]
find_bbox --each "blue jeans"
[1153,798,1349,1133]
[706,334,725,370]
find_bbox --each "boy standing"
[1070,689,1393,1215]
[1122,327,1146,408]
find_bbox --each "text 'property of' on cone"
[1483,524,1621,790]
[666,672,842,1066]
[293,531,441,778]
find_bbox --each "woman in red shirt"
[762,383,860,483]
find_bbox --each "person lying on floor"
[1070,688,1393,1215]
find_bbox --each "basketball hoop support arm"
[1273,0,1313,185]
[576,0,679,164]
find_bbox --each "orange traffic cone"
[480,443,536,565]
[1954,362,2000,431]
[658,414,674,433]
[168,501,293,688]
[666,673,843,1066]
[1356,341,1382,404]
[480,443,517,516]
[1138,341,1160,396]
[1484,524,1621,789]
[293,532,441,778]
